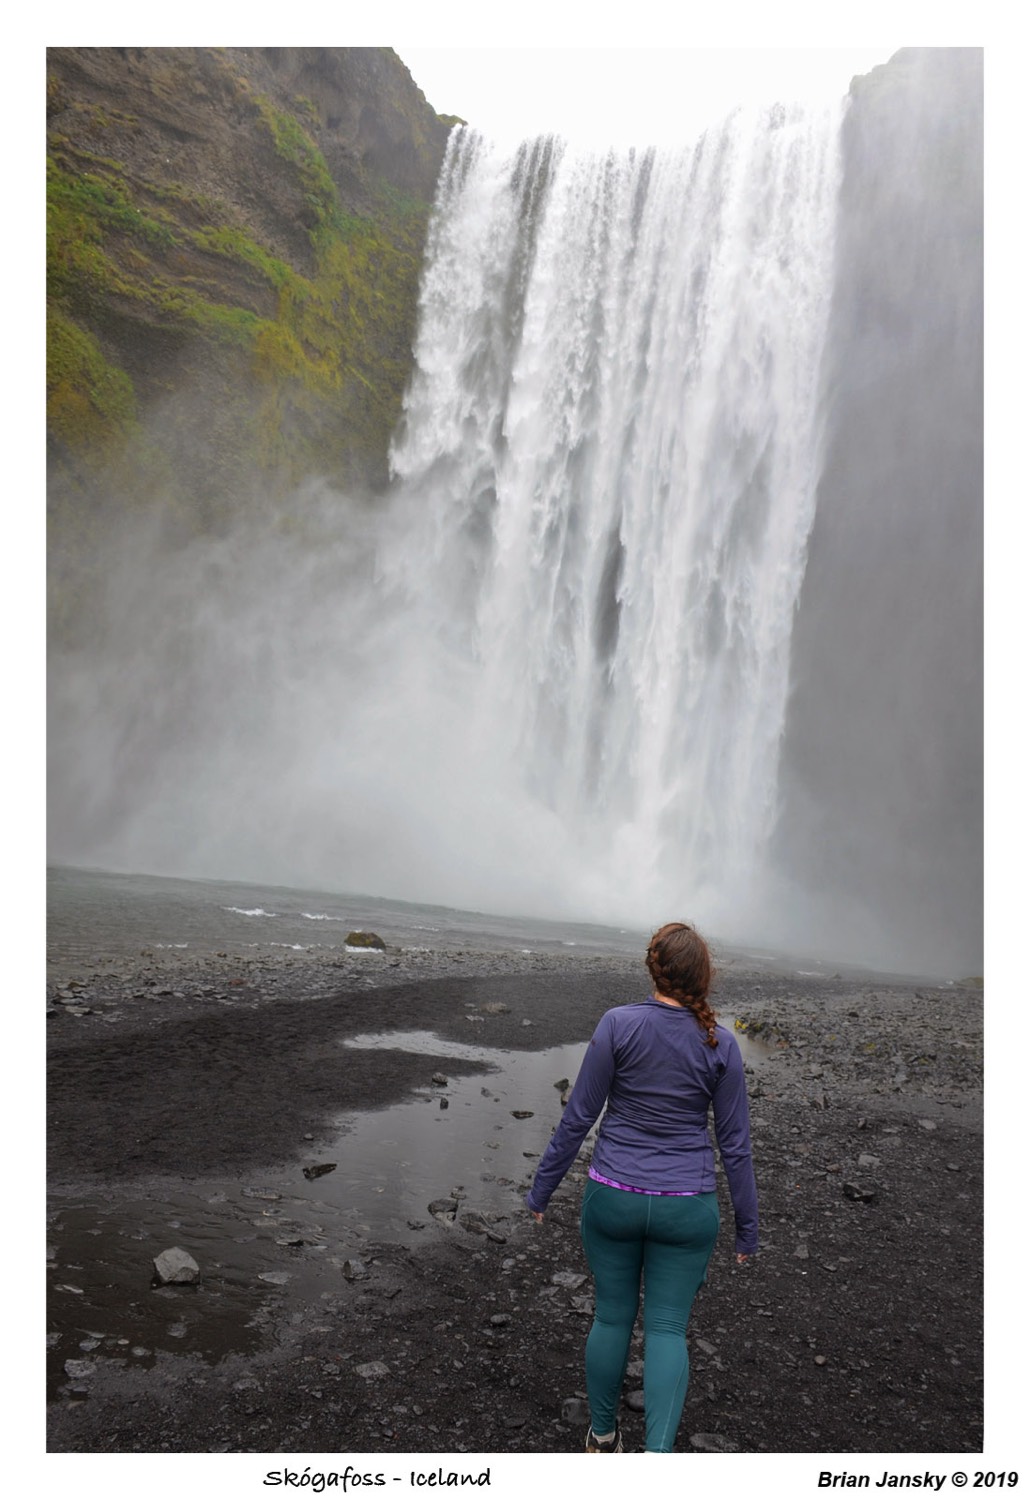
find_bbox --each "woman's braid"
[646,922,718,1047]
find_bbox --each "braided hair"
[645,921,718,1047]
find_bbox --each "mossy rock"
[346,931,386,950]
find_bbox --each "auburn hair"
[645,921,718,1047]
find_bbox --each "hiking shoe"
[585,1422,623,1453]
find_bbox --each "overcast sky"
[397,47,898,149]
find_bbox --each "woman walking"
[525,921,758,1453]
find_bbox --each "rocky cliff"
[46,47,455,527]
[775,48,983,973]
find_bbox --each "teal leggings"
[579,1178,719,1452]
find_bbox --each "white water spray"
[380,110,842,929]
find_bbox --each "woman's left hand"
[736,1253,750,1264]
[530,1211,544,1223]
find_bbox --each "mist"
[47,53,982,980]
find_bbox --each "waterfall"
[379,109,843,930]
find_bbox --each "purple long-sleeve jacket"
[526,997,759,1254]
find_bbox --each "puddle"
[287,1034,591,1235]
[48,1025,771,1396]
[47,1036,586,1397]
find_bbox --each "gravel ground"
[46,942,984,1455]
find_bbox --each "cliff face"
[46,47,454,523]
[775,48,983,973]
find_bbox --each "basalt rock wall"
[46,47,455,530]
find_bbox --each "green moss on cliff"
[47,305,138,460]
[46,47,449,516]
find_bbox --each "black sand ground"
[46,944,983,1454]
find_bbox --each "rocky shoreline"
[46,942,983,1454]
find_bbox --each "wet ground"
[46,931,984,1455]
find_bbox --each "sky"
[397,47,897,149]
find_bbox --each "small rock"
[355,1361,390,1379]
[917,1118,938,1131]
[302,1162,337,1180]
[440,1098,449,1110]
[689,1432,740,1452]
[562,1397,590,1424]
[625,1389,646,1411]
[258,1271,291,1285]
[346,931,386,949]
[431,1072,449,1086]
[857,1154,880,1169]
[794,1242,811,1260]
[843,1182,877,1203]
[460,1211,507,1243]
[511,1110,534,1119]
[552,1271,587,1289]
[814,1354,828,1366]
[152,1247,200,1285]
[63,1359,97,1380]
[342,1259,368,1280]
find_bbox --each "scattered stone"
[460,1211,507,1243]
[551,1271,587,1289]
[511,1110,534,1119]
[355,1361,390,1379]
[794,1242,811,1260]
[431,1072,449,1086]
[814,1354,828,1366]
[562,1397,590,1424]
[689,1432,740,1452]
[440,1098,449,1110]
[342,1259,368,1280]
[857,1154,881,1169]
[625,1388,646,1411]
[54,1284,84,1295]
[152,1247,200,1284]
[63,1360,97,1380]
[346,932,386,949]
[489,1314,511,1326]
[843,1182,877,1203]
[428,1199,458,1221]
[258,1271,291,1285]
[917,1119,938,1131]
[302,1163,337,1180]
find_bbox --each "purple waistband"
[588,1166,699,1197]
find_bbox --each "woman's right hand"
[735,1253,750,1264]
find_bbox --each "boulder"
[153,1247,200,1284]
[346,931,386,949]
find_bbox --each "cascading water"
[45,52,983,974]
[380,108,843,930]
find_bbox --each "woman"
[525,921,758,1454]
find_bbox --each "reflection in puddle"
[48,1026,769,1394]
[290,1035,591,1237]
